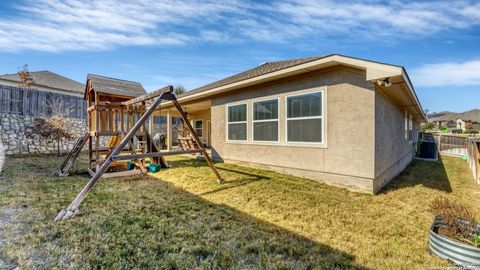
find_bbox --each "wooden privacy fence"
[466,138,480,184]
[0,84,86,118]
[434,134,468,157]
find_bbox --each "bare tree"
[26,97,76,155]
[17,64,35,88]
[45,96,75,117]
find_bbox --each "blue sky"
[0,0,479,113]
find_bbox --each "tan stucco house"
[159,54,426,194]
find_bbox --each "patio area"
[0,154,479,269]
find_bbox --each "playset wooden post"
[56,78,224,221]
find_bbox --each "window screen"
[253,99,278,141]
[227,104,247,141]
[286,92,323,143]
[194,120,203,138]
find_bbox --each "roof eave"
[400,68,428,122]
[173,55,426,122]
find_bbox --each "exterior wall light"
[376,78,392,87]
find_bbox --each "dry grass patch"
[0,154,478,269]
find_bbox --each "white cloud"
[263,0,480,40]
[0,0,243,52]
[0,0,479,52]
[411,60,480,87]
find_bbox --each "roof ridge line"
[88,73,142,85]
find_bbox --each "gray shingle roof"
[0,70,84,94]
[88,74,146,98]
[179,55,326,98]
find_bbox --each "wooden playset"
[55,75,223,221]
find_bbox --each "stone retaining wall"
[0,113,87,155]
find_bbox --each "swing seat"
[148,163,161,173]
[127,162,135,170]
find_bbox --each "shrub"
[26,117,75,155]
[429,197,480,246]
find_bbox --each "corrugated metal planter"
[429,217,480,269]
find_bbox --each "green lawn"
[0,153,479,269]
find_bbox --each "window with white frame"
[286,91,323,143]
[408,113,413,142]
[405,111,409,140]
[194,120,203,138]
[253,99,279,142]
[405,111,413,142]
[227,103,247,141]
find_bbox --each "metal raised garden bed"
[429,217,480,269]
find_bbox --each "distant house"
[456,119,480,132]
[457,119,466,131]
[158,54,426,193]
[0,71,86,118]
[0,70,84,96]
[446,120,458,130]
[431,120,445,130]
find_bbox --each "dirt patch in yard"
[0,206,20,270]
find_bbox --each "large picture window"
[408,113,413,142]
[253,99,279,142]
[227,103,247,141]
[286,91,323,143]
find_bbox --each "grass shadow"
[0,156,368,269]
[380,155,452,193]
[199,167,271,195]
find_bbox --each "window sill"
[225,141,327,149]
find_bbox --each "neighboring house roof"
[87,74,146,98]
[174,54,426,121]
[0,70,84,94]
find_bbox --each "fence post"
[474,142,480,184]
[22,89,28,115]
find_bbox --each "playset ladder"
[58,132,89,176]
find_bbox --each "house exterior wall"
[373,88,419,193]
[457,119,466,131]
[210,66,377,193]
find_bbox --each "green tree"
[421,122,435,132]
[174,84,187,96]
